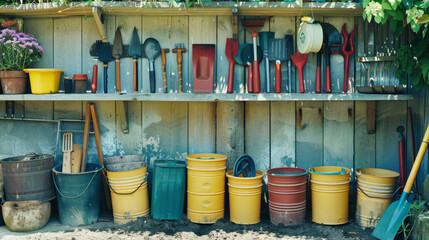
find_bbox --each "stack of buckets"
[267,167,308,226]
[186,153,227,224]
[104,155,149,224]
[355,168,399,228]
[309,166,351,225]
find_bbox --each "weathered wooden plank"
[116,101,143,155]
[375,101,407,173]
[245,101,270,171]
[188,16,217,93]
[53,101,82,120]
[24,101,53,120]
[324,17,354,93]
[23,18,54,68]
[0,102,5,117]
[82,15,116,93]
[169,16,189,93]
[54,17,82,91]
[216,101,245,170]
[142,102,188,166]
[323,101,353,169]
[355,101,376,169]
[412,89,427,185]
[271,101,295,168]
[296,101,324,170]
[189,102,216,153]
[142,16,169,93]
[356,17,365,88]
[216,15,233,93]
[270,16,295,93]
[115,16,141,93]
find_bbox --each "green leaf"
[392,0,398,10]
[363,10,367,20]
[411,21,421,32]
[407,16,413,24]
[368,13,373,22]
[394,11,404,20]
[381,13,389,24]
[421,58,429,78]
[375,15,382,23]
[412,70,422,85]
[363,0,371,8]
[423,24,429,38]
[417,14,429,24]
[382,1,393,9]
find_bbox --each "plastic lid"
[73,74,88,80]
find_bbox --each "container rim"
[0,154,54,163]
[267,167,308,177]
[52,163,104,175]
[23,68,65,72]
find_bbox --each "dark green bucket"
[53,163,103,226]
[151,160,186,220]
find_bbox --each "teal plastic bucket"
[151,160,186,220]
[53,163,103,226]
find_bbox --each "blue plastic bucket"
[53,163,103,226]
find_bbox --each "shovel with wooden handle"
[129,27,142,93]
[112,27,123,93]
[372,124,429,240]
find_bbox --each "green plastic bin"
[151,160,186,220]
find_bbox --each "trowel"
[128,27,142,93]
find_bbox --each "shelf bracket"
[117,101,129,134]
[92,7,108,43]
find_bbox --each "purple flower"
[29,49,33,53]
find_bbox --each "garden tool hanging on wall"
[341,24,356,93]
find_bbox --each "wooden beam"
[92,7,108,42]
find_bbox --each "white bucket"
[297,22,323,54]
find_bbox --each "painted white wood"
[169,16,189,93]
[116,101,143,155]
[271,102,296,168]
[216,15,232,94]
[354,101,376,169]
[189,102,216,153]
[24,18,54,68]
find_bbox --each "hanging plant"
[363,0,429,89]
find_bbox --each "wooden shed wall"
[0,15,428,186]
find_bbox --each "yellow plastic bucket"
[310,166,350,225]
[23,69,64,94]
[355,168,399,228]
[186,153,226,224]
[106,166,149,224]
[226,170,264,224]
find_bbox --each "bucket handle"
[357,184,403,199]
[105,174,148,195]
[52,171,100,199]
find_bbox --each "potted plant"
[0,29,44,94]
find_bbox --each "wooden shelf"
[0,2,363,17]
[0,93,412,102]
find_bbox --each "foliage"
[397,201,427,239]
[0,29,43,71]
[363,0,429,88]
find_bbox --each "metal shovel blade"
[268,38,287,61]
[128,27,142,59]
[258,31,275,56]
[372,195,410,240]
[143,37,161,61]
[112,27,123,59]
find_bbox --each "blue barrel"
[151,160,186,220]
[53,163,103,226]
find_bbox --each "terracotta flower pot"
[0,71,28,94]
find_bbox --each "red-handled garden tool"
[268,38,287,93]
[341,24,356,93]
[372,124,429,240]
[291,52,308,93]
[225,38,235,93]
[320,23,340,93]
[89,40,100,93]
[112,27,123,93]
[242,19,265,93]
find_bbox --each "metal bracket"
[92,7,108,43]
[117,101,129,134]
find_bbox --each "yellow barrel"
[310,166,351,225]
[186,153,227,224]
[355,168,399,228]
[106,166,149,224]
[226,170,264,224]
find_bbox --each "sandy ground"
[0,207,375,240]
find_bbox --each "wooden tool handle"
[275,62,281,93]
[116,59,121,93]
[91,64,97,93]
[161,53,167,93]
[81,103,91,173]
[90,104,112,209]
[247,65,253,93]
[178,62,183,93]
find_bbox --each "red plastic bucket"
[267,167,308,226]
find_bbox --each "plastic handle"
[326,52,332,93]
[265,57,270,93]
[316,52,322,93]
[178,62,183,94]
[91,64,98,93]
[298,65,305,93]
[247,65,253,93]
[227,61,235,93]
[275,61,281,93]
[399,140,405,186]
[288,61,292,93]
[344,55,350,93]
[103,64,108,93]
[133,59,138,93]
[149,60,155,93]
[116,59,121,93]
[252,61,260,93]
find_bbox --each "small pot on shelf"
[0,70,28,94]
